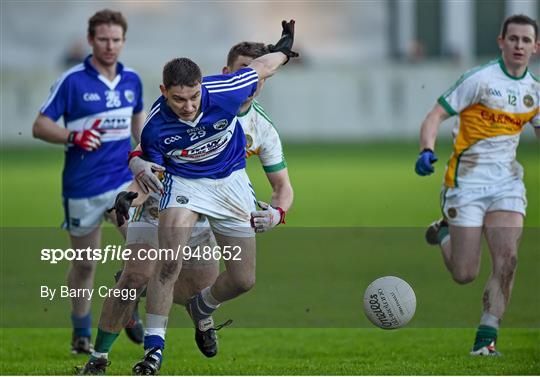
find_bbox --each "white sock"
[480,312,500,329]
[145,348,162,357]
[201,286,221,309]
[440,234,450,246]
[91,351,108,359]
[144,313,168,339]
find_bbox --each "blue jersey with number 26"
[141,67,259,179]
[40,55,143,198]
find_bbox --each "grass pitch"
[0,142,539,375]
[1,328,539,375]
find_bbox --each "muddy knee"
[158,261,181,284]
[500,252,517,271]
[496,252,518,279]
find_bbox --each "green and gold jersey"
[438,58,539,188]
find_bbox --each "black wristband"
[421,148,434,153]
[67,131,76,143]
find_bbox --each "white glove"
[250,201,284,233]
[129,156,165,194]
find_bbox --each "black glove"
[108,191,138,226]
[267,20,299,64]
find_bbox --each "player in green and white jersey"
[415,14,540,356]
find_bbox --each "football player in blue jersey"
[79,40,294,375]
[128,21,298,375]
[32,9,146,354]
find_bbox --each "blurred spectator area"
[1,1,539,144]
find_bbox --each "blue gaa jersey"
[40,55,143,198]
[141,67,258,179]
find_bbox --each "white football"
[363,276,416,329]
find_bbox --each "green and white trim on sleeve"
[238,100,287,173]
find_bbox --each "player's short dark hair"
[162,58,202,89]
[501,14,538,40]
[227,42,269,67]
[88,9,128,38]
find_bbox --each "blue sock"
[144,335,164,361]
[71,312,92,338]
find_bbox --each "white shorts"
[441,179,527,227]
[126,195,218,268]
[159,169,257,237]
[62,181,131,237]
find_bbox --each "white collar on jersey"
[177,111,204,127]
[97,74,122,90]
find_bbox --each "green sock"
[437,225,449,244]
[92,328,120,356]
[473,325,497,350]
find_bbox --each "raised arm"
[248,52,288,80]
[248,20,299,80]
